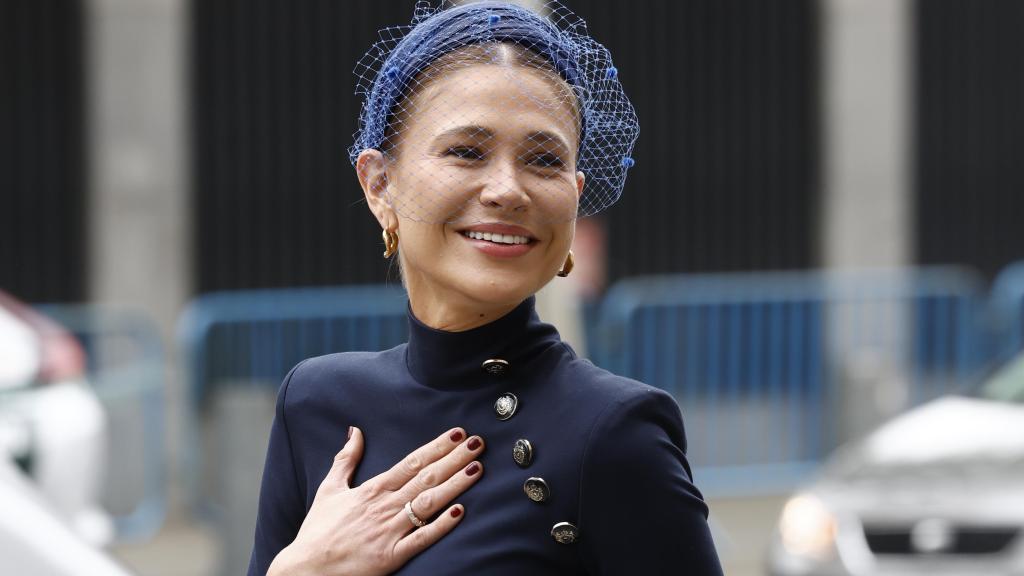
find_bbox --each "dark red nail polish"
[466,462,481,476]
[450,430,464,442]
[467,438,481,451]
[450,507,462,518]
[347,426,353,440]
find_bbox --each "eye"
[445,146,485,160]
[527,153,565,168]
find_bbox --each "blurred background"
[3,0,1024,574]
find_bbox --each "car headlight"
[778,493,837,560]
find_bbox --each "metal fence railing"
[176,263,1024,506]
[38,305,167,542]
[588,267,1000,495]
[992,260,1024,358]
[177,285,409,516]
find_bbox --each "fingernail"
[347,426,353,440]
[450,507,462,518]
[450,430,464,442]
[467,437,481,451]
[465,462,481,476]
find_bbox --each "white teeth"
[464,230,530,245]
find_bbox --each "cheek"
[549,222,576,254]
[531,177,581,220]
[398,221,455,269]
[392,162,478,223]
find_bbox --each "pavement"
[109,495,789,576]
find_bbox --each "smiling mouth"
[460,230,534,245]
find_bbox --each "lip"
[458,222,537,239]
[456,222,538,258]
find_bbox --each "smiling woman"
[248,2,722,575]
[358,53,584,328]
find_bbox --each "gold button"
[523,477,550,503]
[513,439,533,467]
[481,358,509,375]
[551,522,579,544]
[494,392,518,421]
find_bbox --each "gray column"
[820,0,915,441]
[821,0,913,269]
[87,0,189,507]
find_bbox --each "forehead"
[404,64,578,144]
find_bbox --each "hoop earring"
[557,250,574,277]
[382,229,399,258]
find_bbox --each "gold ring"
[404,501,426,528]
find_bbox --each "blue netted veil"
[350,1,639,222]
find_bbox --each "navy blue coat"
[248,296,723,575]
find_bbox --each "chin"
[454,273,541,308]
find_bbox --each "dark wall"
[916,0,1024,280]
[192,0,820,293]
[192,0,406,293]
[0,0,86,303]
[572,0,820,278]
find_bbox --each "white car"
[0,291,115,551]
[0,455,132,576]
[769,353,1024,575]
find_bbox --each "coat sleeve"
[577,387,723,576]
[247,361,309,576]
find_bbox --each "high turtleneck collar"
[405,296,561,390]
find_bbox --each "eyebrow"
[432,125,495,144]
[432,125,572,154]
[524,130,571,154]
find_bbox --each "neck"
[403,264,530,331]
[404,294,557,390]
[408,290,521,332]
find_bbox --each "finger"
[393,460,482,533]
[378,427,467,491]
[326,426,364,490]
[393,504,465,563]
[395,435,485,500]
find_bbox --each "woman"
[249,2,723,574]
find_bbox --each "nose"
[478,156,531,212]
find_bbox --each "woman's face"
[360,64,584,314]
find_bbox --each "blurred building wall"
[821,0,912,271]
[190,0,406,292]
[916,0,1024,280]
[5,1,1024,303]
[88,0,188,335]
[820,0,914,440]
[587,0,821,278]
[0,0,87,303]
[188,0,821,294]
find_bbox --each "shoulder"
[544,353,688,460]
[278,345,407,410]
[555,355,689,462]
[561,354,682,427]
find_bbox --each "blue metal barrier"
[177,284,409,514]
[992,260,1024,357]
[176,267,1019,505]
[590,267,993,496]
[38,305,167,542]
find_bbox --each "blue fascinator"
[350,1,638,220]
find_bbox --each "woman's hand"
[267,426,485,576]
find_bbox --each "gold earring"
[382,228,399,258]
[557,250,574,277]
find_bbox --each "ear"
[575,171,585,199]
[356,148,397,229]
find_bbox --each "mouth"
[457,223,538,257]
[459,230,533,245]
[457,223,537,245]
